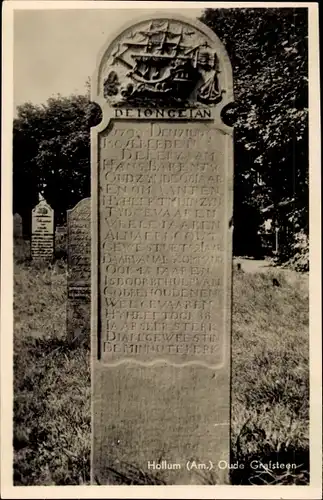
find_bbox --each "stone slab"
[91,15,234,485]
[55,225,67,257]
[67,198,91,343]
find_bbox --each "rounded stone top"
[92,14,233,111]
[32,199,53,214]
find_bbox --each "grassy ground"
[13,247,309,485]
[231,267,309,485]
[13,255,90,485]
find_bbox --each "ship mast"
[171,26,184,58]
[158,20,169,54]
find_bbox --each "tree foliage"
[13,9,308,261]
[13,95,101,230]
[200,8,308,256]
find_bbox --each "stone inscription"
[55,225,67,236]
[31,200,54,261]
[114,108,212,120]
[99,121,228,365]
[67,198,91,343]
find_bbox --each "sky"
[13,5,205,110]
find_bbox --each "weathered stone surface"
[91,15,233,485]
[67,198,91,344]
[55,225,67,236]
[13,213,23,239]
[31,200,54,261]
[98,121,228,367]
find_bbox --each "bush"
[283,231,309,272]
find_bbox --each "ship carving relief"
[102,20,226,107]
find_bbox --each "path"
[234,258,272,274]
[233,257,309,288]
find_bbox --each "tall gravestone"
[91,16,233,485]
[67,198,91,344]
[31,200,54,261]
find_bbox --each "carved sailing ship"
[105,20,223,106]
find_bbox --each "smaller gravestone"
[275,226,280,254]
[67,198,91,344]
[55,225,68,257]
[13,213,23,239]
[31,200,54,261]
[56,225,67,236]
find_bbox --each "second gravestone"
[67,198,91,344]
[92,15,234,484]
[13,213,23,239]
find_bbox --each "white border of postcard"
[1,1,322,499]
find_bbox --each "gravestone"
[275,226,280,254]
[91,15,233,485]
[55,224,68,257]
[31,200,54,261]
[55,224,67,239]
[67,198,91,344]
[13,213,23,239]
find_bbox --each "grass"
[14,336,90,485]
[13,254,90,485]
[14,260,67,340]
[13,246,309,485]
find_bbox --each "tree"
[13,94,101,231]
[200,8,308,257]
[14,9,308,262]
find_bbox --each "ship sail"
[112,21,217,99]
[106,20,223,108]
